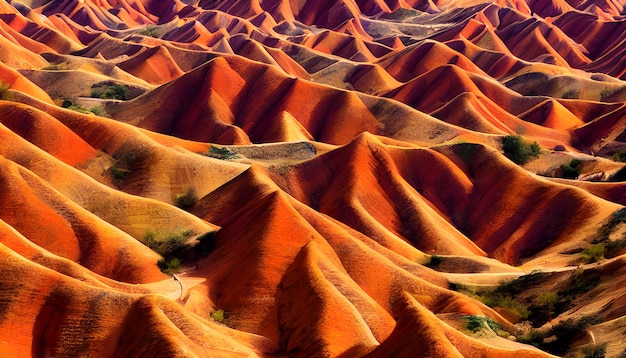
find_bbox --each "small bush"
[501,135,541,165]
[535,291,559,320]
[146,230,194,275]
[580,244,605,263]
[210,309,226,323]
[464,315,502,334]
[207,146,239,160]
[518,329,544,346]
[91,83,129,100]
[561,159,582,179]
[157,256,181,275]
[194,231,217,262]
[465,315,486,332]
[138,25,159,38]
[88,106,107,117]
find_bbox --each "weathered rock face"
[1,0,626,357]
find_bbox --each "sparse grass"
[138,25,160,38]
[174,188,198,210]
[501,135,541,165]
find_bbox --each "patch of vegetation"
[535,291,558,320]
[0,81,14,101]
[501,135,541,165]
[0,81,9,99]
[91,83,129,100]
[174,188,198,210]
[41,63,69,71]
[88,105,106,117]
[559,270,600,300]
[207,146,239,160]
[579,243,605,263]
[589,208,626,259]
[517,329,544,346]
[582,343,607,358]
[210,309,228,323]
[495,270,549,296]
[612,150,626,163]
[157,256,181,275]
[194,231,217,263]
[542,316,600,356]
[138,25,160,38]
[464,315,504,335]
[61,99,105,116]
[560,159,582,179]
[425,254,443,269]
[107,151,138,183]
[600,88,614,100]
[146,229,218,275]
[145,229,194,257]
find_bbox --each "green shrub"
[518,329,544,346]
[207,146,239,160]
[561,159,582,179]
[465,315,486,332]
[138,25,159,38]
[210,309,226,323]
[535,291,559,320]
[88,106,106,117]
[91,83,129,100]
[157,256,181,275]
[501,135,541,165]
[464,315,502,334]
[194,231,217,261]
[580,244,605,263]
[175,188,198,210]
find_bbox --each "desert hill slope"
[1,0,626,356]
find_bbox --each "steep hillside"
[1,0,626,357]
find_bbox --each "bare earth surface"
[1,0,626,356]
